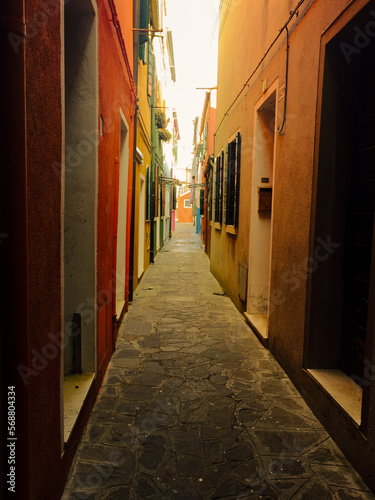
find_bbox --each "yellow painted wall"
[133,56,152,290]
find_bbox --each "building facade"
[177,192,194,223]
[198,91,216,255]
[211,0,375,490]
[0,0,136,498]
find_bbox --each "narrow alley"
[62,224,374,500]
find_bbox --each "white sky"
[165,0,220,179]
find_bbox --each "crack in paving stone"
[62,225,375,500]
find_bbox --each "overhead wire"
[218,0,233,41]
[214,0,307,137]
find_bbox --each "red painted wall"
[0,1,136,499]
[177,192,193,223]
[201,106,216,254]
[24,0,63,498]
[97,0,135,367]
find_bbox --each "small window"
[224,132,241,227]
[214,151,224,223]
[184,199,191,208]
[208,166,213,221]
[200,188,205,215]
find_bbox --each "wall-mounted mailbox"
[258,187,272,212]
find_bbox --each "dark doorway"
[341,49,375,380]
[307,4,375,393]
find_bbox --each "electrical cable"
[277,25,290,134]
[108,0,137,100]
[215,0,306,137]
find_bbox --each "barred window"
[224,132,241,227]
[208,168,213,221]
[214,151,224,223]
[200,188,205,215]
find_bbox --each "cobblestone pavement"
[62,223,375,500]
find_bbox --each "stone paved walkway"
[62,223,375,500]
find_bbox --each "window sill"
[244,313,268,347]
[64,372,95,444]
[226,225,237,235]
[306,368,362,426]
[116,300,126,320]
[213,222,221,230]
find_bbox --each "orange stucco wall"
[212,0,375,490]
[177,192,193,223]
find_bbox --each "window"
[207,157,214,222]
[214,151,224,223]
[146,166,151,221]
[184,199,191,208]
[224,132,241,227]
[154,166,159,217]
[160,179,164,216]
[147,42,153,97]
[200,188,205,215]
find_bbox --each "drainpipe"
[0,1,29,498]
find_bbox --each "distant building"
[177,192,194,223]
[197,91,216,256]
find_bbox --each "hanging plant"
[155,110,172,142]
[158,128,172,142]
[155,110,168,129]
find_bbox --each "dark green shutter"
[146,166,151,220]
[219,151,224,223]
[210,170,213,221]
[200,189,205,215]
[223,145,228,224]
[160,180,163,216]
[214,152,224,223]
[147,42,153,96]
[139,0,150,45]
[214,155,219,222]
[234,132,241,227]
[212,158,216,222]
[228,141,236,225]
